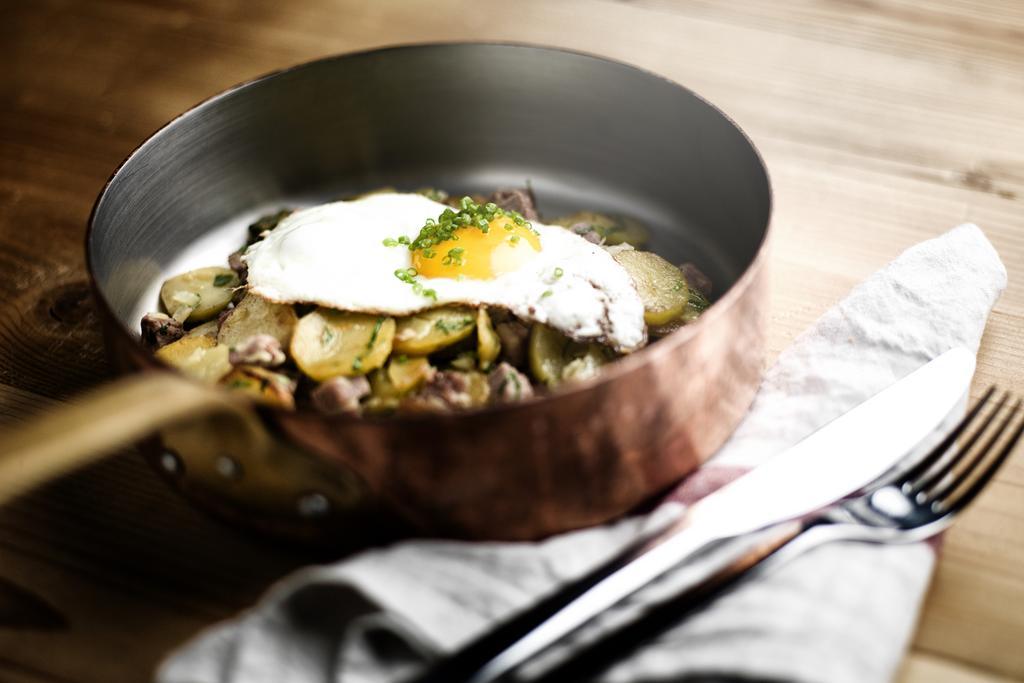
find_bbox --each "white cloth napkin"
[157,224,1006,683]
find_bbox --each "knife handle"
[404,514,694,683]
[522,519,807,683]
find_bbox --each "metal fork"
[515,387,1024,683]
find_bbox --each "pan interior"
[90,44,771,329]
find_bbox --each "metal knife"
[407,346,976,683]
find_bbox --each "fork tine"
[901,386,998,495]
[932,398,1023,512]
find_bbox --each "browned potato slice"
[552,211,650,247]
[476,307,501,370]
[218,293,298,350]
[613,250,689,326]
[291,309,395,381]
[160,267,239,323]
[386,356,434,394]
[393,307,476,355]
[528,324,612,387]
[155,335,231,383]
[220,366,296,409]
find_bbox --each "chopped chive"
[213,273,234,287]
[367,317,384,349]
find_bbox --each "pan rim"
[85,40,774,425]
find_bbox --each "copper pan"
[0,44,771,544]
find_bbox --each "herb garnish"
[367,317,385,349]
[213,273,234,287]
[392,196,534,256]
[442,247,465,266]
[387,197,535,300]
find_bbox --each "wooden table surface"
[3,1,1023,681]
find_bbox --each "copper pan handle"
[0,372,269,505]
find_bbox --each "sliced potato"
[291,309,395,381]
[528,324,566,386]
[450,351,477,371]
[386,356,434,394]
[528,324,612,387]
[613,250,689,326]
[393,307,476,355]
[649,287,711,336]
[365,366,405,415]
[218,293,298,350]
[476,307,501,370]
[552,211,650,247]
[155,335,232,383]
[160,267,240,323]
[561,348,609,383]
[464,371,491,407]
[220,366,296,409]
[186,320,220,340]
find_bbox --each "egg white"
[243,193,646,351]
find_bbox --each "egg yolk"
[412,215,541,280]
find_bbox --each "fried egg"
[243,193,646,351]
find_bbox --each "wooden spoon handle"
[0,372,269,505]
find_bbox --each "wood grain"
[2,0,1023,681]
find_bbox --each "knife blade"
[411,346,975,683]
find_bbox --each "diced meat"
[569,222,604,244]
[228,334,286,368]
[495,319,530,368]
[404,371,474,412]
[228,249,248,283]
[311,376,370,416]
[140,313,184,349]
[680,262,712,296]
[488,187,539,221]
[488,362,534,404]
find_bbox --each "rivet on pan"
[215,455,243,481]
[297,492,330,518]
[158,450,183,475]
